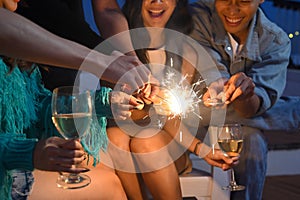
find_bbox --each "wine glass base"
[222,184,245,191]
[57,173,91,189]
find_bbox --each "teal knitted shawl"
[0,58,47,199]
[0,58,110,199]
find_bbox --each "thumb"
[130,96,144,110]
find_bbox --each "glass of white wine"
[52,86,92,189]
[217,123,245,191]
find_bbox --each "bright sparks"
[159,71,204,119]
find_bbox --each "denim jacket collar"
[211,7,264,62]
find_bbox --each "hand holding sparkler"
[202,77,227,107]
[223,72,256,103]
[203,73,256,107]
[151,88,174,116]
[110,91,144,120]
[128,71,203,121]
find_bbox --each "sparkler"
[154,70,205,120]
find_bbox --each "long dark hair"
[123,0,193,34]
[122,0,193,66]
[1,56,33,72]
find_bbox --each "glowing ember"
[157,71,204,119]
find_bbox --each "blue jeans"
[11,170,34,200]
[231,126,268,200]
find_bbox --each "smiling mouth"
[149,10,165,18]
[225,16,243,25]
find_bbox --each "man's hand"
[224,72,255,103]
[202,78,227,107]
[103,53,150,92]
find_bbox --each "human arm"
[189,3,231,85]
[0,134,86,173]
[91,0,136,56]
[0,8,150,91]
[163,117,238,170]
[203,31,291,117]
[223,72,261,117]
[240,37,290,116]
[91,0,160,98]
[190,4,291,117]
[94,87,143,120]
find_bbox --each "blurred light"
[289,33,294,38]
[295,31,300,36]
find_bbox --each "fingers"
[112,105,133,120]
[132,58,151,83]
[110,92,145,120]
[202,78,227,103]
[109,55,150,93]
[204,149,240,171]
[59,139,83,150]
[142,83,152,98]
[207,86,218,99]
[125,58,151,92]
[130,96,144,110]
[202,90,210,102]
[109,54,160,100]
[34,137,88,173]
[147,76,160,99]
[224,72,255,103]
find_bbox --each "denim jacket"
[189,0,291,115]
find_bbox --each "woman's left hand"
[203,149,240,171]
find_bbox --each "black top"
[17,0,104,90]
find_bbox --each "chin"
[5,4,18,11]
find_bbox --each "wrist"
[193,141,201,156]
[194,142,212,158]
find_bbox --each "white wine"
[218,139,243,153]
[52,113,91,139]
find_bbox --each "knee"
[242,127,267,150]
[241,127,268,161]
[107,128,130,151]
[130,130,170,153]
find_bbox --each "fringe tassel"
[0,60,42,134]
[81,117,108,166]
[80,87,112,166]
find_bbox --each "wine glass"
[217,123,245,191]
[51,86,92,189]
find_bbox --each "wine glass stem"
[230,168,238,186]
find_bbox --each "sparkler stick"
[154,94,170,103]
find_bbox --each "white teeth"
[150,10,164,14]
[226,17,242,23]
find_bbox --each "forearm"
[0,134,37,171]
[0,8,111,76]
[163,117,210,156]
[232,93,261,118]
[92,0,135,55]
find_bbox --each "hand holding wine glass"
[52,86,92,189]
[217,123,245,191]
